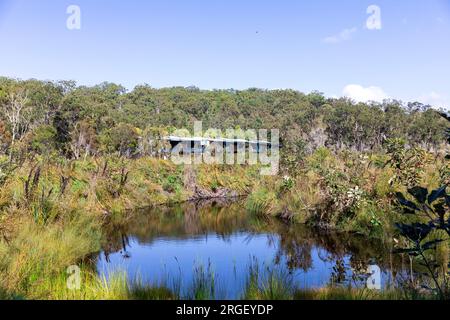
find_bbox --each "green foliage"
[0,77,447,165]
[0,76,448,301]
[245,187,276,216]
[0,156,11,186]
[408,109,447,149]
[280,138,307,176]
[346,200,387,237]
[30,125,57,155]
[70,120,98,159]
[187,261,217,300]
[395,186,450,299]
[0,120,11,153]
[139,127,170,157]
[0,215,102,295]
[384,138,430,188]
[163,174,183,193]
[278,175,294,194]
[100,123,139,157]
[392,110,449,299]
[242,260,295,300]
[293,287,408,300]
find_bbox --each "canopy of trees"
[0,77,447,161]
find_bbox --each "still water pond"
[97,199,406,299]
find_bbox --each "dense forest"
[0,77,447,164]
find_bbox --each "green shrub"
[246,187,277,216]
[243,262,294,300]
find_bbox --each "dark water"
[97,199,408,299]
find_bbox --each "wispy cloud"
[342,84,389,102]
[417,91,449,110]
[322,27,357,44]
[342,86,449,110]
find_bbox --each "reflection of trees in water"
[100,200,405,283]
[101,199,250,256]
[103,232,131,262]
[267,222,407,287]
[274,234,313,272]
[272,225,366,272]
[330,258,347,284]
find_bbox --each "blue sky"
[0,0,449,108]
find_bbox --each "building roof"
[163,136,274,146]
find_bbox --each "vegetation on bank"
[0,261,434,301]
[392,115,450,300]
[0,77,448,300]
[0,148,446,299]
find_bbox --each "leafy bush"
[30,125,57,155]
[246,187,277,216]
[384,138,431,188]
[395,186,450,299]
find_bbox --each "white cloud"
[342,84,389,103]
[340,86,449,110]
[417,91,449,110]
[322,27,357,44]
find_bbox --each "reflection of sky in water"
[97,232,391,299]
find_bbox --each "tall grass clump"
[242,260,294,300]
[293,287,408,300]
[245,187,277,217]
[186,261,220,300]
[31,269,178,300]
[0,214,102,298]
[196,164,258,195]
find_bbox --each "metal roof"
[163,136,273,146]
